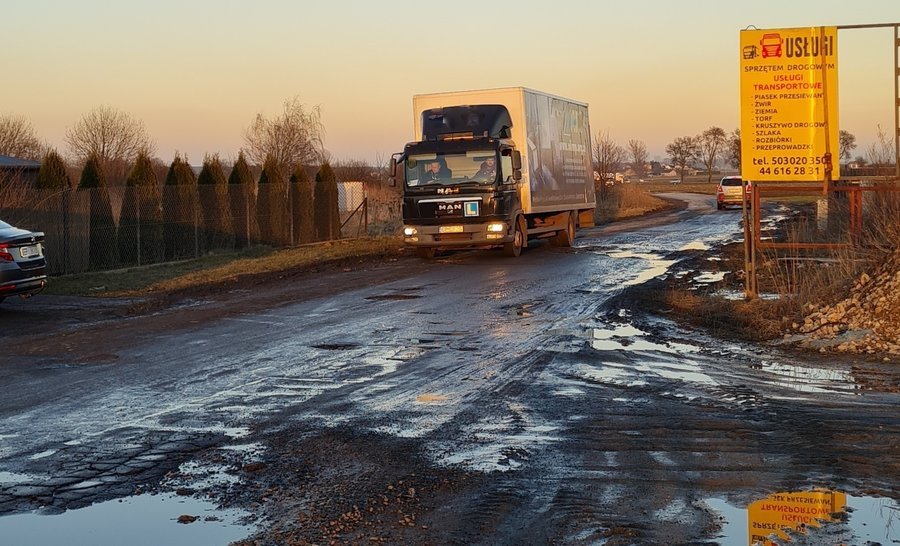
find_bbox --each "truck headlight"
[403,226,418,236]
[486,222,506,233]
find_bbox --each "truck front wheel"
[503,216,526,257]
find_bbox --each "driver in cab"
[474,156,496,181]
[420,160,449,183]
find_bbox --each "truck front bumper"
[402,221,512,248]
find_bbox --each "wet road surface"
[1,193,898,545]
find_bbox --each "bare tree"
[839,130,857,162]
[332,158,376,184]
[665,136,700,183]
[865,125,894,167]
[65,105,156,185]
[372,152,392,185]
[725,129,741,170]
[697,126,727,183]
[592,130,626,195]
[627,139,647,179]
[243,96,325,172]
[0,114,44,160]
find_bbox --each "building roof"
[0,155,41,169]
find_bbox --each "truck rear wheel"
[503,216,526,257]
[550,212,575,247]
[416,247,437,259]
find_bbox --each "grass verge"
[46,236,405,298]
[596,184,669,223]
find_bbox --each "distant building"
[0,155,41,185]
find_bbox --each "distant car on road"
[0,219,47,304]
[716,176,752,210]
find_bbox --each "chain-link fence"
[0,181,400,276]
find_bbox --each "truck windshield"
[406,151,498,187]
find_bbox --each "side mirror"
[511,150,522,181]
[389,153,403,187]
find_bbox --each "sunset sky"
[4,0,898,165]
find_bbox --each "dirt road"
[1,193,897,545]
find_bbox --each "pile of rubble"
[789,249,900,357]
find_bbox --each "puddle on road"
[566,321,718,388]
[758,361,857,395]
[680,241,711,251]
[713,288,781,301]
[0,493,255,546]
[312,342,360,351]
[416,393,449,404]
[365,294,422,301]
[606,251,679,287]
[706,490,899,545]
[512,302,538,317]
[693,271,728,284]
[430,408,561,473]
[0,471,35,484]
[591,323,699,355]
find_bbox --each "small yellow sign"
[740,27,840,182]
[438,225,464,233]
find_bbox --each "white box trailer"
[393,87,595,258]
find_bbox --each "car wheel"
[503,216,526,257]
[717,203,724,210]
[416,247,437,259]
[550,212,576,247]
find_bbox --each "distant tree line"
[18,149,343,271]
[0,97,352,271]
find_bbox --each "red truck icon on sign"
[760,33,783,58]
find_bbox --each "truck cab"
[393,105,526,258]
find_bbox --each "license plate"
[19,244,41,259]
[439,225,464,234]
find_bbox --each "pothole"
[311,343,360,350]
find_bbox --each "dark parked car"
[0,219,47,303]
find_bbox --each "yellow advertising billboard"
[740,27,840,182]
[747,490,847,545]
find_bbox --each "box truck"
[390,87,596,258]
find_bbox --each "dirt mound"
[790,249,900,356]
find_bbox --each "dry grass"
[595,184,669,223]
[47,236,405,297]
[757,189,900,311]
[659,288,788,341]
[638,177,718,195]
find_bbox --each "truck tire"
[416,247,437,259]
[503,216,526,257]
[550,212,575,247]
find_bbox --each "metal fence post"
[136,191,141,267]
[194,202,199,258]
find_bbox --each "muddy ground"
[2,195,897,546]
[219,242,899,546]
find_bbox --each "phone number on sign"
[769,156,828,166]
[759,166,822,176]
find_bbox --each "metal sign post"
[738,22,899,299]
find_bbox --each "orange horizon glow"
[3,1,897,165]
